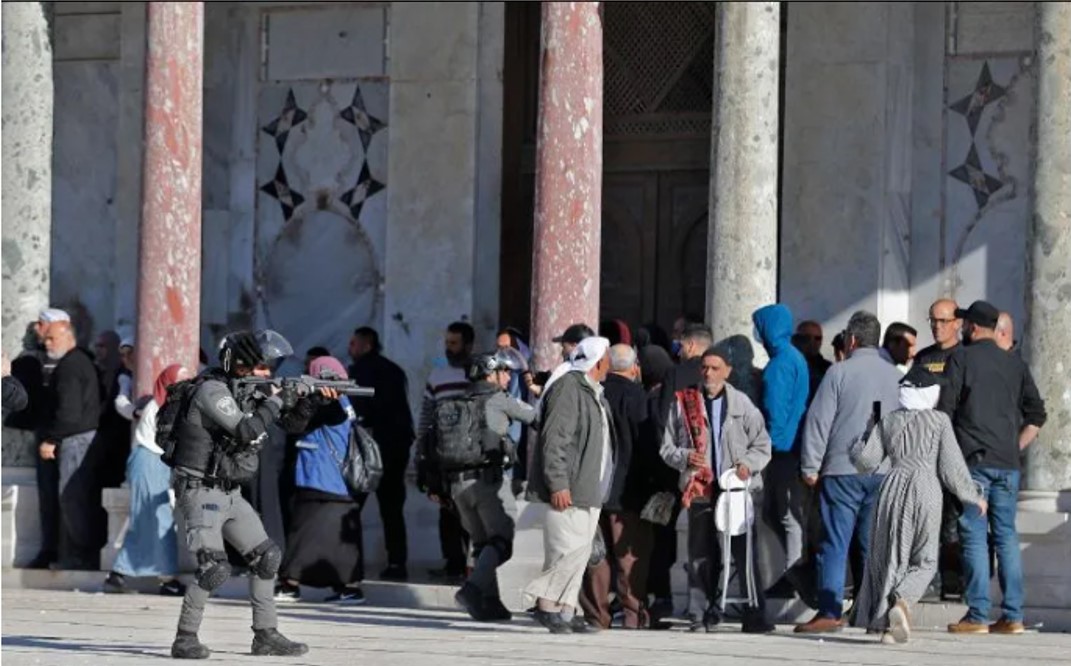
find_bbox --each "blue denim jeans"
[958,467,1023,622]
[815,474,883,618]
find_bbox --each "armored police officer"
[168,330,310,659]
[432,349,536,621]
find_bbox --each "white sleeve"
[133,400,163,454]
[114,375,136,420]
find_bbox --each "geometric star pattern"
[339,84,387,152]
[948,144,1004,209]
[261,89,308,153]
[339,161,386,221]
[949,62,1006,137]
[260,164,306,221]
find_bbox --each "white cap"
[569,336,611,372]
[120,337,135,349]
[39,308,70,323]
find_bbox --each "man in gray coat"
[796,311,902,634]
[525,336,614,634]
[660,344,773,633]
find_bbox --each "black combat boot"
[251,628,308,656]
[454,582,492,621]
[171,631,210,659]
[482,596,513,621]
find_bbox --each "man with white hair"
[578,344,653,629]
[39,320,102,570]
[525,336,615,634]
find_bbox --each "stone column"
[1024,2,1071,497]
[706,3,779,351]
[529,2,603,371]
[1,2,53,360]
[134,2,204,397]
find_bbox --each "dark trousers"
[686,501,766,618]
[815,474,882,618]
[440,505,470,572]
[375,454,409,566]
[579,511,653,628]
[36,454,60,557]
[647,502,682,601]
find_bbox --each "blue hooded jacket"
[752,304,809,454]
[294,395,355,497]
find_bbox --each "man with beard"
[415,321,476,580]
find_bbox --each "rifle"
[233,375,375,401]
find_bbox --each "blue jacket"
[294,396,355,497]
[752,304,809,454]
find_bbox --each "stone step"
[5,565,1070,631]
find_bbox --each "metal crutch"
[718,478,758,613]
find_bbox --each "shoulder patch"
[216,396,238,417]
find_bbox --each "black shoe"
[326,587,366,605]
[171,632,210,659]
[428,565,467,583]
[690,608,722,633]
[103,572,130,594]
[273,581,300,603]
[160,579,187,597]
[742,611,776,634]
[483,596,513,621]
[533,609,573,634]
[250,628,308,657]
[379,564,409,581]
[455,582,492,621]
[569,616,600,633]
[25,551,57,570]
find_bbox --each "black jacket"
[2,376,28,421]
[349,351,415,461]
[602,374,652,512]
[937,339,1046,470]
[43,348,101,442]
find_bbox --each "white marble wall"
[782,2,1036,349]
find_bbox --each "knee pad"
[195,549,230,591]
[245,539,282,580]
[488,535,513,564]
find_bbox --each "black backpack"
[431,392,493,469]
[157,377,206,467]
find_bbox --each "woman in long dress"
[850,365,987,644]
[103,364,190,595]
[277,356,367,604]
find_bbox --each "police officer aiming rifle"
[165,329,338,659]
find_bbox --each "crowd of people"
[0,294,1047,651]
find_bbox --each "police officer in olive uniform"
[448,350,537,621]
[169,330,309,659]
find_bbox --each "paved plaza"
[2,589,1069,666]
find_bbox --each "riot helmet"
[466,348,525,382]
[219,329,293,375]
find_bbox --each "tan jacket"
[660,382,771,493]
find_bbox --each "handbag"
[325,423,384,496]
[640,491,678,526]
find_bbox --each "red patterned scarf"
[677,387,714,508]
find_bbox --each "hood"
[752,304,794,354]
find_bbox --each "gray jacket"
[660,383,771,493]
[526,370,614,509]
[800,348,902,477]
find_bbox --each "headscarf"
[309,355,349,380]
[898,365,940,411]
[569,336,611,373]
[154,364,191,406]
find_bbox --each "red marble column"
[530,1,604,372]
[134,2,204,397]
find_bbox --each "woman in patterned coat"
[849,366,987,644]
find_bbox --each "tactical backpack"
[157,377,206,467]
[431,393,493,469]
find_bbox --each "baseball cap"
[552,323,595,345]
[955,300,999,329]
[39,308,70,323]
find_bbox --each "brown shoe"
[947,618,989,634]
[990,618,1025,635]
[794,615,844,634]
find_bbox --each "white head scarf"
[899,384,940,411]
[569,336,611,373]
